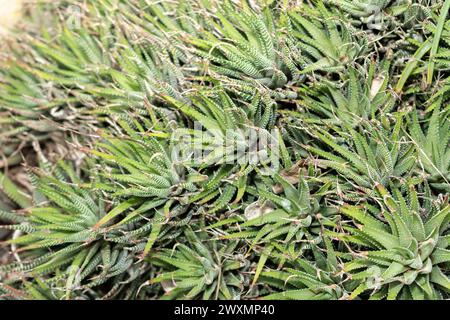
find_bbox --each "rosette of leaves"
[147,228,248,300]
[206,165,339,286]
[185,1,300,92]
[87,119,213,258]
[287,1,368,76]
[215,170,326,246]
[330,183,450,300]
[91,122,203,202]
[0,162,149,300]
[302,119,417,197]
[260,239,348,300]
[164,89,280,171]
[293,62,394,127]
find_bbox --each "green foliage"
[331,183,450,300]
[187,1,296,90]
[148,228,247,299]
[0,0,449,301]
[288,2,368,75]
[261,239,347,300]
[408,104,450,192]
[296,62,394,126]
[304,120,417,194]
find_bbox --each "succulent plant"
[0,0,449,301]
[330,183,450,300]
[148,228,248,300]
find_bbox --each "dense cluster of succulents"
[0,0,449,300]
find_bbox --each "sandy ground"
[0,0,23,35]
